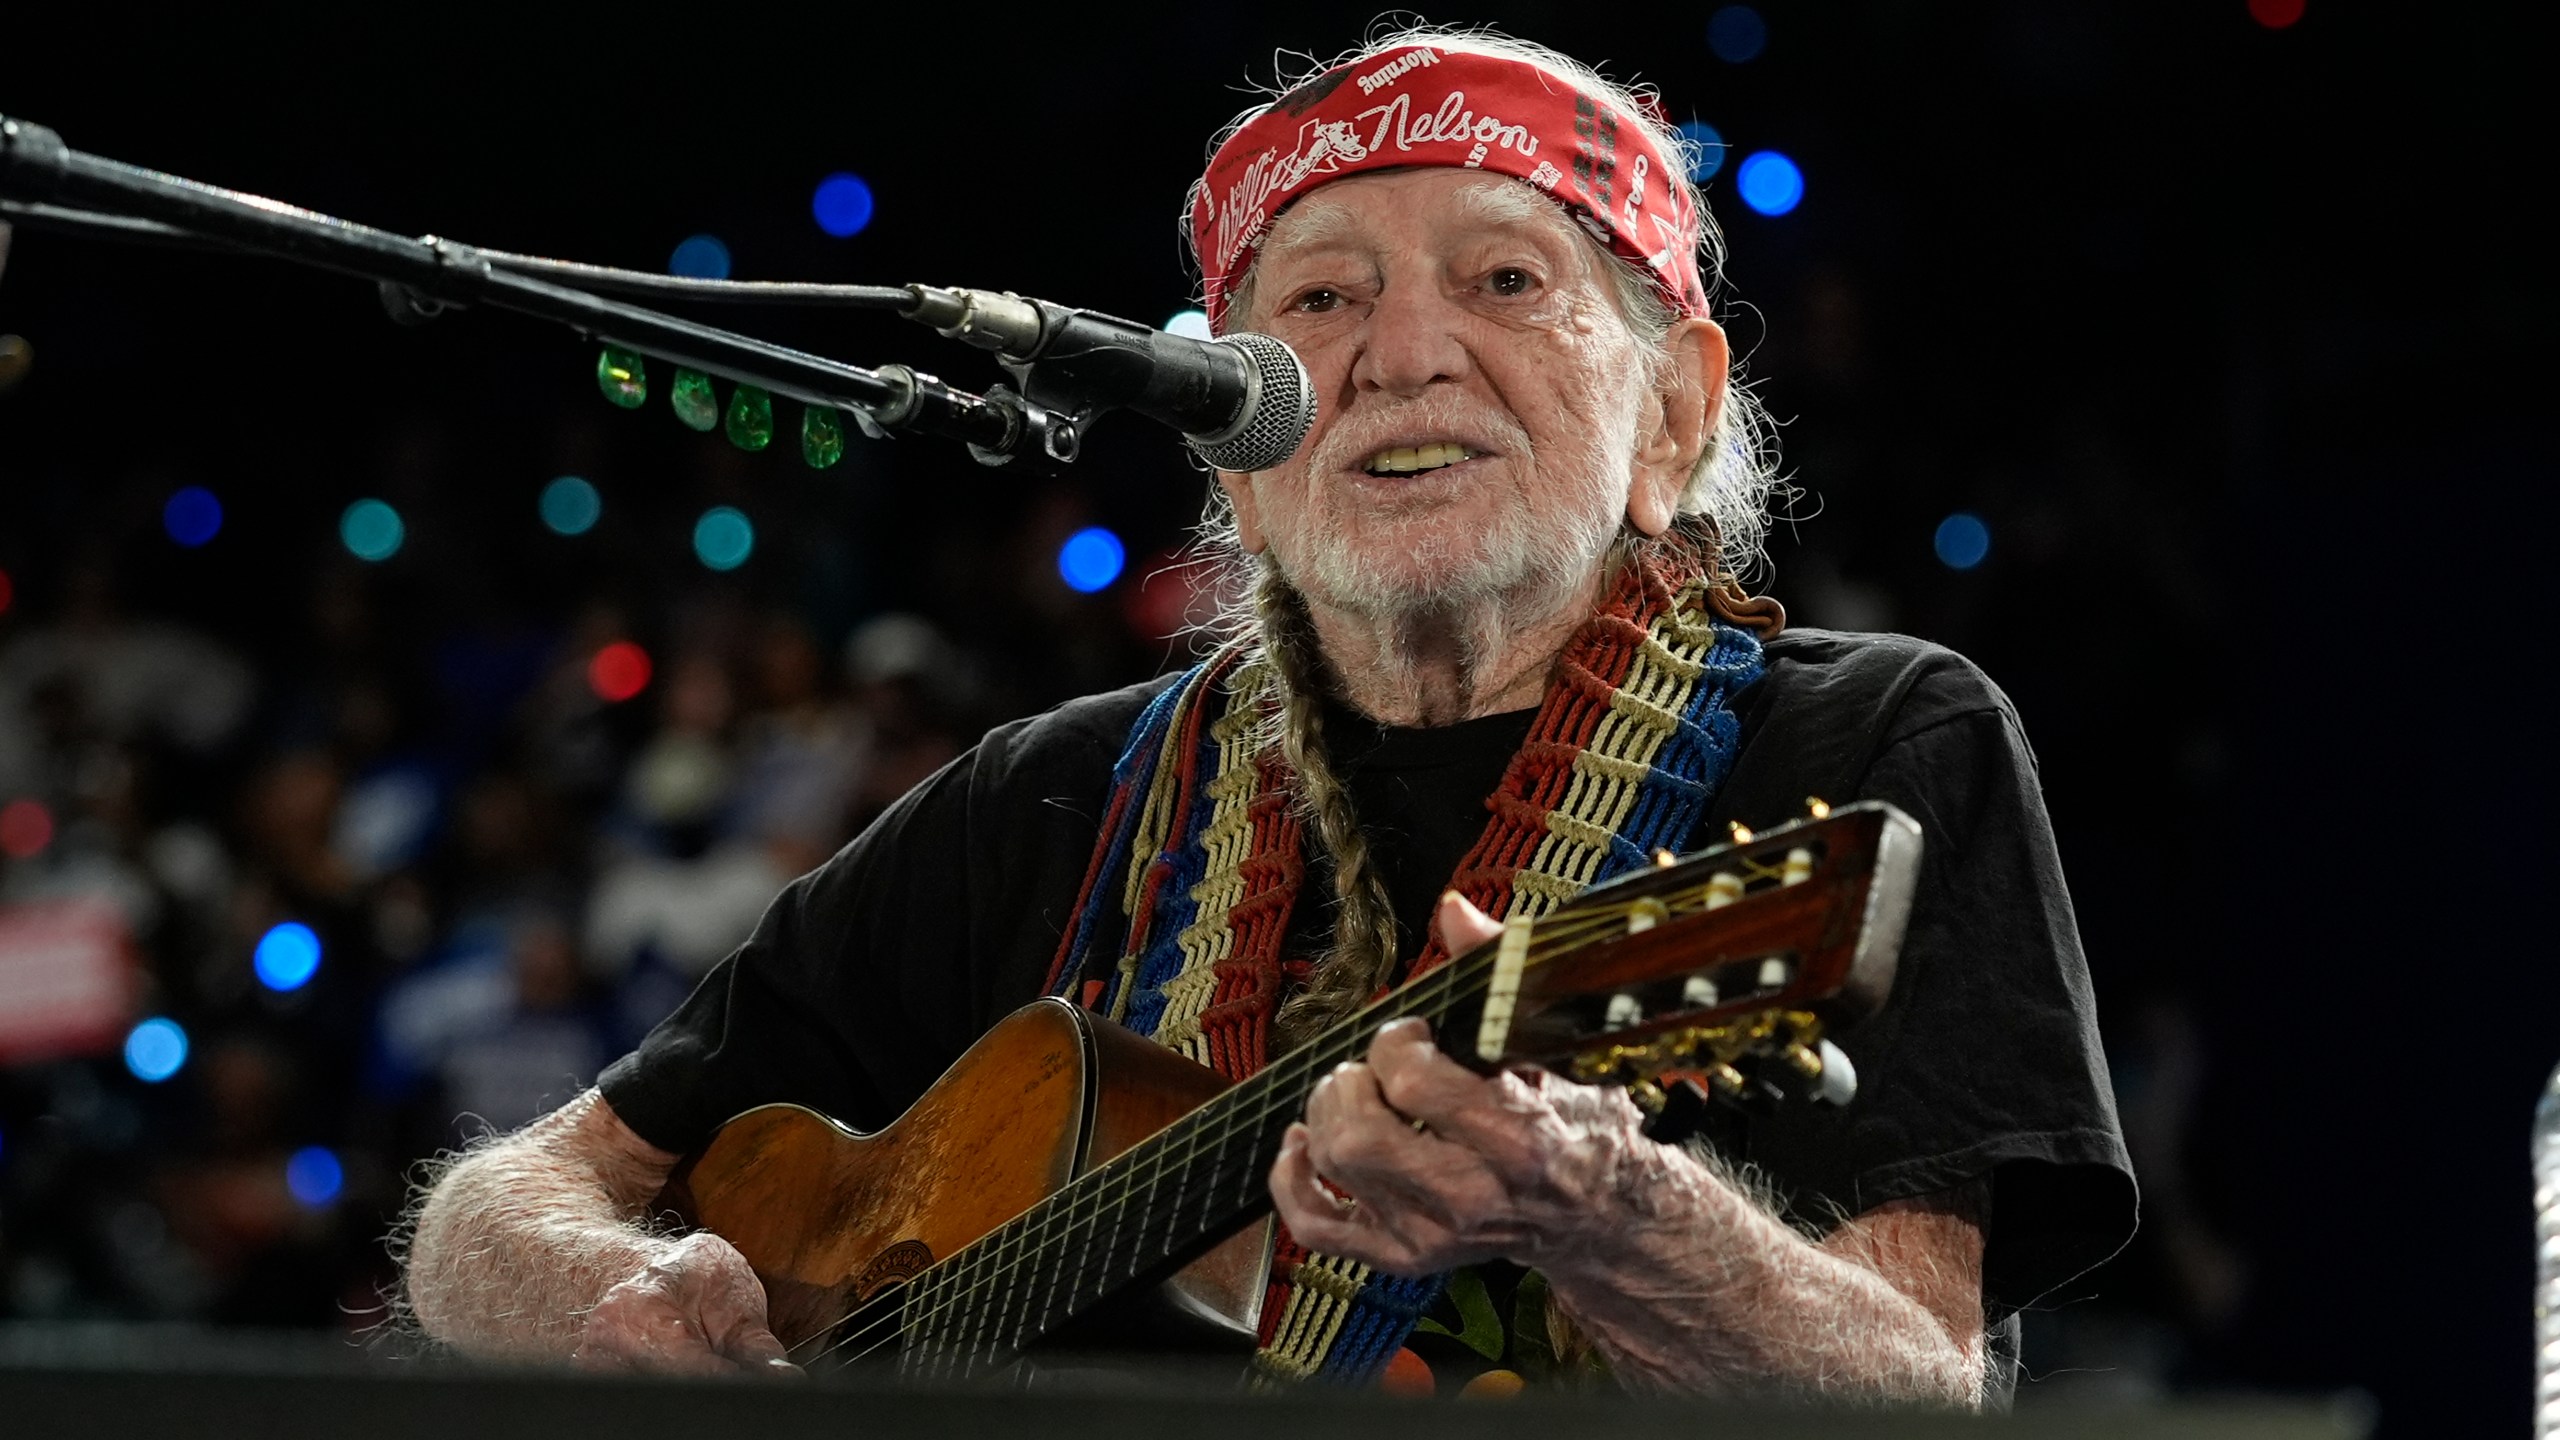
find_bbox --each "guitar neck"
[883,802,1907,1380]
[890,949,1501,1375]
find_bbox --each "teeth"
[1364,441,1474,475]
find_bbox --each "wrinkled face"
[1218,169,1685,621]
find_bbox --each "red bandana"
[1192,45,1710,332]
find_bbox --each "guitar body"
[660,997,1274,1360]
[654,802,1916,1380]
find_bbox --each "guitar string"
[797,867,1794,1374]
[809,906,1672,1376]
[790,849,1827,1374]
[803,952,1482,1372]
[799,878,1764,1374]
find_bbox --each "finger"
[1367,1020,1508,1134]
[1431,890,1503,955]
[709,1316,798,1374]
[1271,1128,1423,1273]
[1303,1058,1386,1134]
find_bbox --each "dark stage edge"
[0,1325,2370,1440]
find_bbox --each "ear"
[1626,316,1729,537]
[1215,469,1268,553]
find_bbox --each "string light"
[124,1018,189,1083]
[669,235,732,280]
[1677,122,1729,183]
[163,486,224,547]
[693,507,755,571]
[1708,6,1768,62]
[1935,513,1992,570]
[813,174,876,238]
[1058,527,1125,593]
[286,1147,344,1206]
[1736,152,1804,216]
[253,921,322,992]
[587,641,653,702]
[540,476,602,536]
[340,500,405,562]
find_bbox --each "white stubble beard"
[1259,388,1642,708]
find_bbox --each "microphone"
[902,286,1314,472]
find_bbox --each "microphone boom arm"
[0,114,1080,466]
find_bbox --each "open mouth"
[1361,441,1478,478]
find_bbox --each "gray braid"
[1250,564,1404,1050]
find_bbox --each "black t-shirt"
[599,628,2135,1319]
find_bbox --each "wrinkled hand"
[1268,893,1673,1279]
[571,1231,800,1377]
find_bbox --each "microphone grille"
[1191,332,1315,473]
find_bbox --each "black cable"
[471,250,915,310]
[0,199,917,311]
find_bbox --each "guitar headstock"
[1466,800,1920,1113]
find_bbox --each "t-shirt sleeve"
[1739,663,2137,1311]
[594,682,1162,1155]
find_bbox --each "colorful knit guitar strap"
[1045,553,1765,1387]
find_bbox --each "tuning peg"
[1681,975,1719,1009]
[1626,897,1669,934]
[1604,993,1644,1031]
[1704,872,1744,910]
[1782,847,1814,886]
[1757,957,1791,989]
[1805,797,1831,819]
[1812,1039,1858,1106]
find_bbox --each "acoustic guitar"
[660,800,1921,1383]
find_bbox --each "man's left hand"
[1268,893,1678,1279]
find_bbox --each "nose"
[1350,278,1470,398]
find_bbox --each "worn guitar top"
[599,627,2136,1350]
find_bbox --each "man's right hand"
[571,1231,800,1376]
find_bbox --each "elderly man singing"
[403,30,2134,1406]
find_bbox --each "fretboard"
[886,943,1503,1381]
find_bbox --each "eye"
[1291,286,1345,314]
[1486,267,1537,297]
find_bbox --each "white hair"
[1185,22,1786,586]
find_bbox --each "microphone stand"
[0,114,1084,467]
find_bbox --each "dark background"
[0,3,2545,1433]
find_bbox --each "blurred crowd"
[0,541,1142,1331]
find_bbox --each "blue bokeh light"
[541,476,602,536]
[693,507,755,571]
[1708,6,1769,62]
[1736,151,1805,216]
[286,1147,344,1207]
[812,173,876,238]
[253,921,322,993]
[1676,122,1728,183]
[1164,310,1214,341]
[1935,513,1992,570]
[124,1017,189,1083]
[1058,527,1126,593]
[340,499,405,562]
[668,234,732,280]
[163,486,224,547]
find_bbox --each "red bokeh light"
[586,641,653,703]
[0,799,55,860]
[2248,0,2304,29]
[0,566,15,615]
